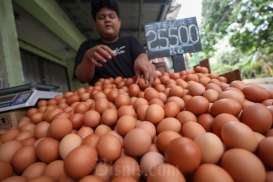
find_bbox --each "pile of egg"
[0,66,273,182]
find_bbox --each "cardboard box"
[0,110,26,129]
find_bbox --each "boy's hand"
[134,54,156,84]
[84,45,114,67]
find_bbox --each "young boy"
[74,0,156,85]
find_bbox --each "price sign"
[145,17,202,59]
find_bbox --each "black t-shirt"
[75,36,145,85]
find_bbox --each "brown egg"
[176,111,197,124]
[140,152,164,175]
[167,96,185,110]
[43,108,63,122]
[48,117,73,140]
[255,132,265,143]
[136,121,156,138]
[94,163,113,182]
[212,113,239,137]
[267,129,273,137]
[59,133,82,159]
[210,98,242,116]
[182,121,206,140]
[15,131,33,141]
[149,98,164,108]
[258,137,273,168]
[12,145,37,173]
[78,126,93,139]
[193,164,233,182]
[22,162,46,179]
[144,87,160,101]
[44,160,65,180]
[157,117,181,133]
[115,94,130,108]
[79,175,103,182]
[145,104,165,124]
[30,112,43,124]
[198,113,214,131]
[128,84,140,97]
[166,137,201,173]
[36,137,59,163]
[116,115,136,136]
[186,96,209,115]
[241,103,272,133]
[206,83,222,92]
[219,88,245,104]
[169,85,184,97]
[118,105,136,117]
[221,121,258,152]
[95,124,111,136]
[188,81,206,96]
[133,98,149,109]
[64,145,97,178]
[82,134,100,148]
[156,131,181,152]
[97,134,121,162]
[34,121,50,138]
[28,176,54,182]
[124,128,151,157]
[70,113,84,129]
[194,132,224,164]
[147,163,185,182]
[203,89,219,102]
[1,128,20,143]
[83,110,101,128]
[95,98,109,114]
[164,101,180,117]
[113,156,140,179]
[112,176,137,182]
[221,149,266,182]
[2,176,27,182]
[136,104,148,120]
[101,108,118,126]
[266,171,273,182]
[243,85,270,102]
[21,137,36,146]
[74,102,89,113]
[0,161,13,180]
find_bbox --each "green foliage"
[192,0,273,79]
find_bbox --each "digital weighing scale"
[0,83,62,113]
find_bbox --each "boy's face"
[95,7,121,41]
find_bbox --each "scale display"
[0,83,62,112]
[145,17,202,59]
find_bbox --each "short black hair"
[91,0,120,20]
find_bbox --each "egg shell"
[36,137,59,163]
[157,117,181,133]
[116,115,136,136]
[59,133,82,159]
[145,104,165,124]
[164,102,180,117]
[2,176,27,182]
[194,132,224,163]
[124,128,151,157]
[182,121,206,140]
[83,110,101,128]
[258,137,273,168]
[242,85,270,102]
[79,175,103,182]
[0,140,22,163]
[44,160,65,180]
[97,134,122,162]
[193,164,234,182]
[12,145,37,173]
[28,176,54,182]
[210,98,242,116]
[156,131,181,152]
[101,108,118,126]
[64,145,97,178]
[94,163,113,182]
[147,163,185,182]
[48,117,73,140]
[241,103,272,133]
[140,152,164,175]
[113,156,140,179]
[0,161,13,180]
[22,162,46,179]
[112,176,137,182]
[165,137,201,173]
[221,121,258,152]
[221,148,266,182]
[177,111,197,124]
[186,96,209,115]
